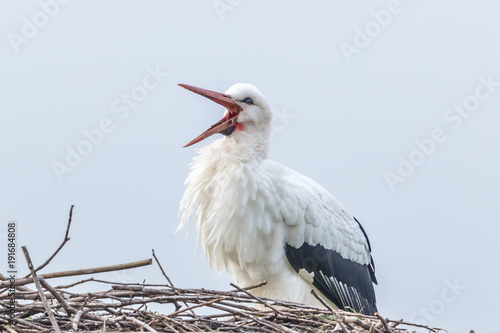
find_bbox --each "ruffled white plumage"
[178,134,371,297]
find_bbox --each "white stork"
[177,83,378,315]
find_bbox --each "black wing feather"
[285,224,378,315]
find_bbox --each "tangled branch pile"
[0,207,445,332]
[1,277,442,333]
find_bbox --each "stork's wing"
[262,160,377,315]
[285,232,377,315]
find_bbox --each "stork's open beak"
[179,84,241,148]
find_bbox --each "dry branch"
[0,259,152,289]
[151,249,175,289]
[21,246,61,333]
[23,205,74,279]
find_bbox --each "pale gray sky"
[1,1,500,331]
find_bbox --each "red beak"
[179,84,241,148]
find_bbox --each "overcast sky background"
[1,1,500,331]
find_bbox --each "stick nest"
[1,206,446,332]
[1,279,444,333]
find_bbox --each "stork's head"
[179,83,271,147]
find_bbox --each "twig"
[0,258,152,288]
[3,325,18,333]
[21,246,61,333]
[338,321,350,333]
[7,317,47,331]
[230,282,285,316]
[167,297,225,317]
[55,278,95,289]
[38,277,74,316]
[120,315,158,333]
[0,273,32,292]
[152,249,194,313]
[376,312,395,333]
[311,288,336,312]
[24,205,74,279]
[390,319,445,332]
[159,314,197,332]
[208,302,296,333]
[236,280,268,291]
[151,249,175,289]
[343,316,384,333]
[72,308,85,331]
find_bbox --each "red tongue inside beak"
[179,84,241,148]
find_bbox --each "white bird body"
[178,83,377,314]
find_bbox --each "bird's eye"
[241,97,254,105]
